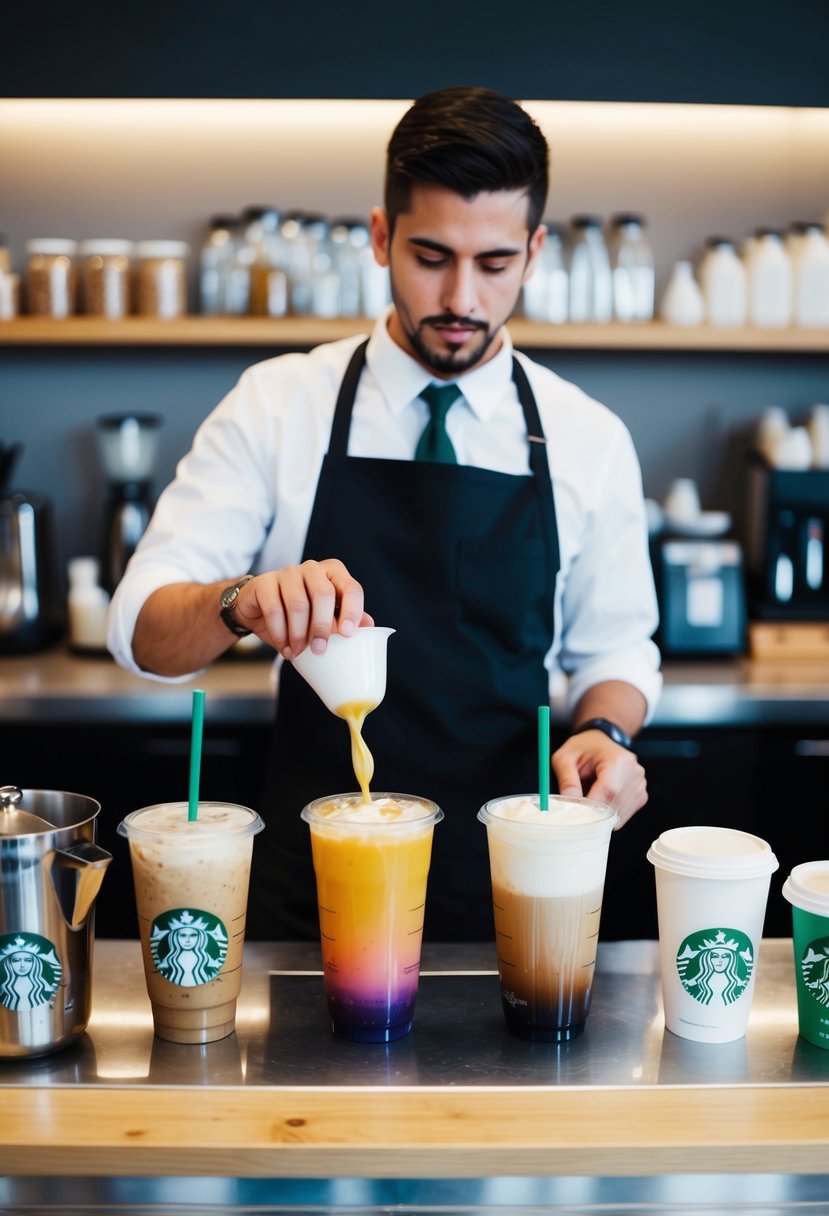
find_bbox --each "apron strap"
[512,355,560,577]
[329,339,370,458]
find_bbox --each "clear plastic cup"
[478,794,617,1042]
[301,792,442,1043]
[118,802,263,1044]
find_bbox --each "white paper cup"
[647,826,778,1043]
[290,626,394,715]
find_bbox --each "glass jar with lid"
[79,239,133,319]
[25,238,78,317]
[134,240,190,318]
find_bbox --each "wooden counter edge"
[1,1083,827,1178]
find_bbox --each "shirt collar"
[366,309,515,422]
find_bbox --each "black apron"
[251,339,560,942]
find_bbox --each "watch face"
[220,586,239,610]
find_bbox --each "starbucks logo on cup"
[676,928,754,1007]
[0,932,62,1011]
[150,908,228,987]
[799,936,829,1008]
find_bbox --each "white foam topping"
[479,795,616,897]
[487,796,607,825]
[121,802,260,838]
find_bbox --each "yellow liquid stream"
[336,700,377,803]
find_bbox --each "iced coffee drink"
[301,792,442,1042]
[478,794,617,1042]
[118,802,263,1044]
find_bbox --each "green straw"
[538,704,550,811]
[188,688,205,821]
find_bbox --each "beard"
[394,305,499,376]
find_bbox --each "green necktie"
[415,382,462,464]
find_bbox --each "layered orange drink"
[301,793,443,1042]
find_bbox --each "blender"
[96,414,162,594]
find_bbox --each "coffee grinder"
[96,414,162,594]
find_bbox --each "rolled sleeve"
[555,420,662,724]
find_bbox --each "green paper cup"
[782,861,829,1050]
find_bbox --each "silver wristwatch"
[219,575,254,638]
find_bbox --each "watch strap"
[570,717,633,750]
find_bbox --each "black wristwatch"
[219,575,254,638]
[570,717,633,750]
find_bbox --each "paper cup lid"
[647,825,778,880]
[782,861,829,916]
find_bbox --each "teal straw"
[188,688,205,821]
[538,704,550,811]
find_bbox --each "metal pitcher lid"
[0,787,57,835]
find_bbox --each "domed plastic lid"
[647,825,778,880]
[782,861,829,917]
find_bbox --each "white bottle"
[792,223,829,327]
[660,261,704,326]
[607,213,654,322]
[699,238,748,326]
[522,224,568,323]
[67,557,110,651]
[745,228,792,328]
[567,215,612,323]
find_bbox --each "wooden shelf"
[1,316,828,352]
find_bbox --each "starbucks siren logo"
[0,932,62,1011]
[676,927,754,1006]
[798,935,829,1008]
[150,908,228,987]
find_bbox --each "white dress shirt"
[108,313,662,719]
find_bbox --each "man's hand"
[234,558,374,659]
[551,729,647,827]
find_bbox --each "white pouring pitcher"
[290,626,395,715]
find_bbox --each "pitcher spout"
[47,841,112,928]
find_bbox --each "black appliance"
[0,442,64,653]
[96,414,161,595]
[746,455,829,619]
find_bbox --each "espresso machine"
[96,414,162,595]
[745,454,829,619]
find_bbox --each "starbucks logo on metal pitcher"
[0,932,62,1011]
[676,928,754,1007]
[798,936,829,1008]
[150,908,228,987]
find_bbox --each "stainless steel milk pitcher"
[0,787,111,1057]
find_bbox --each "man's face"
[371,183,545,378]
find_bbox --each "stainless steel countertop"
[0,939,819,1091]
[2,645,829,727]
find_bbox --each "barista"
[109,86,661,940]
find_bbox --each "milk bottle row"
[199,208,390,320]
[522,213,655,325]
[661,223,829,328]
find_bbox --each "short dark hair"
[384,86,549,236]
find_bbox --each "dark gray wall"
[4,344,828,584]
[5,0,829,105]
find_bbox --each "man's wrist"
[570,717,633,750]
